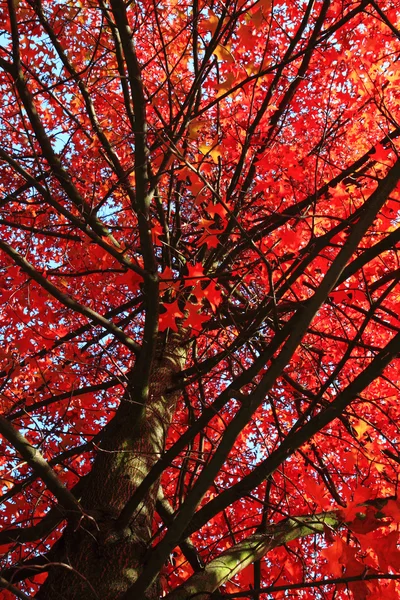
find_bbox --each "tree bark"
[37,332,188,600]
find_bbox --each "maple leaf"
[205,201,227,219]
[176,166,193,182]
[197,228,224,249]
[187,119,202,140]
[189,178,205,197]
[370,143,393,164]
[199,142,222,163]
[185,262,205,283]
[182,301,209,332]
[115,269,143,292]
[279,226,305,251]
[321,537,344,577]
[238,564,253,588]
[347,578,370,600]
[373,580,400,600]
[348,506,383,534]
[201,11,218,34]
[159,300,184,332]
[201,280,223,312]
[213,43,235,64]
[341,486,374,522]
[373,531,400,572]
[215,72,237,97]
[151,223,164,246]
[303,477,331,510]
[260,0,272,11]
[286,163,305,182]
[33,573,48,585]
[382,498,400,523]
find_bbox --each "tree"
[0,0,400,597]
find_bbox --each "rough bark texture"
[37,332,188,600]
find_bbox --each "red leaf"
[321,536,344,577]
[372,531,400,572]
[182,301,209,331]
[202,281,223,312]
[370,143,393,164]
[185,262,205,283]
[382,499,400,523]
[239,564,253,588]
[159,300,184,332]
[205,201,227,220]
[348,507,383,534]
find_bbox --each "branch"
[0,576,32,600]
[184,326,400,538]
[214,574,400,598]
[165,511,339,600]
[0,219,81,241]
[370,0,400,41]
[0,415,82,515]
[0,146,146,279]
[0,238,141,354]
[109,0,160,393]
[116,317,295,531]
[8,378,122,420]
[0,472,90,546]
[5,0,120,249]
[166,495,395,600]
[157,491,204,574]
[0,295,142,385]
[0,435,100,506]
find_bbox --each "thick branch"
[0,576,32,600]
[166,495,394,600]
[0,415,82,515]
[157,491,204,574]
[109,0,159,392]
[164,512,338,600]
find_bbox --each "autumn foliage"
[1,0,400,598]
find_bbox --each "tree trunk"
[37,332,187,600]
